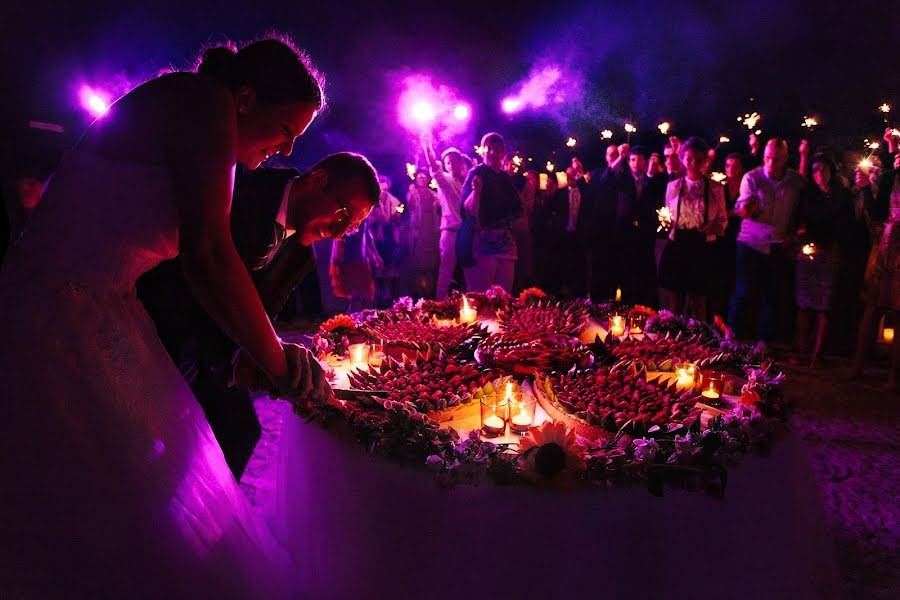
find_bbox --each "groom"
[138,152,380,479]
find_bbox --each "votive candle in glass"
[608,313,626,337]
[348,343,369,370]
[509,391,537,434]
[675,362,698,388]
[699,371,725,402]
[480,394,509,437]
[368,342,386,369]
[628,313,647,335]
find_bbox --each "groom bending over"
[138,152,380,478]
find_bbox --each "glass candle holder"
[368,342,386,369]
[627,313,647,335]
[509,392,537,434]
[480,394,509,437]
[608,313,626,337]
[674,362,698,388]
[699,371,725,403]
[348,343,370,370]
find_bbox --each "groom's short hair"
[306,152,380,206]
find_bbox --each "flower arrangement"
[518,286,548,304]
[313,314,364,358]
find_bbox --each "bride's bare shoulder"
[79,73,235,163]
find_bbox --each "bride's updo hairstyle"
[197,36,325,109]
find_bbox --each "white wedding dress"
[0,151,299,598]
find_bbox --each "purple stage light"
[79,86,110,117]
[411,100,436,123]
[501,97,522,114]
[453,104,470,121]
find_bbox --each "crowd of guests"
[323,126,900,388]
[4,125,899,388]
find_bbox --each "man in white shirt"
[421,130,468,299]
[727,138,806,340]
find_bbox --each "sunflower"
[320,314,357,334]
[518,287,547,303]
[517,420,586,487]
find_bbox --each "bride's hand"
[272,343,333,411]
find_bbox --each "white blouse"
[664,177,727,241]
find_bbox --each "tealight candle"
[608,314,625,337]
[480,391,509,437]
[883,327,895,344]
[348,343,369,371]
[368,343,386,369]
[508,387,537,434]
[628,313,647,335]
[675,362,698,388]
[459,296,477,324]
[698,371,725,403]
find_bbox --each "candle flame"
[504,382,513,401]
[615,287,622,302]
[462,295,471,311]
[600,129,613,139]
[566,137,577,147]
[352,345,364,364]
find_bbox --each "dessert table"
[263,406,841,600]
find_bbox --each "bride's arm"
[165,79,288,385]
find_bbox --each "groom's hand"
[232,350,274,393]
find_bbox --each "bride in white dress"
[0,38,330,598]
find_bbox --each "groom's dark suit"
[137,166,316,479]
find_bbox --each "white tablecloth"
[266,409,842,600]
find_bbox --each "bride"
[0,36,329,598]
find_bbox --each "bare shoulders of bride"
[76,72,235,167]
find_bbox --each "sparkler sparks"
[546,161,555,172]
[879,103,891,113]
[710,172,727,184]
[718,135,731,143]
[801,116,818,128]
[656,206,673,233]
[624,123,637,133]
[738,112,761,130]
[565,137,577,148]
[406,162,417,180]
[657,121,671,135]
[600,129,613,139]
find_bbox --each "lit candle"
[615,287,622,302]
[884,327,895,344]
[701,382,720,400]
[459,296,477,324]
[482,414,505,432]
[368,343,386,369]
[511,412,532,427]
[609,315,625,337]
[349,343,369,371]
[675,363,697,387]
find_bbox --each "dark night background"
[2,0,899,184]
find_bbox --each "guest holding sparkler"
[791,154,853,368]
[458,132,522,292]
[657,137,727,319]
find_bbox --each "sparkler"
[546,161,556,172]
[737,111,761,130]
[868,141,880,150]
[801,243,816,260]
[429,178,438,190]
[624,122,636,143]
[710,172,727,184]
[406,162,417,180]
[656,206,673,233]
[657,121,671,135]
[396,204,406,214]
[879,103,891,114]
[801,116,818,129]
[718,135,731,144]
[600,129,613,139]
[565,137,577,148]
[858,157,874,170]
